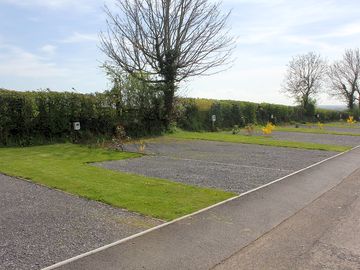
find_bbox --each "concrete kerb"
[42,145,360,270]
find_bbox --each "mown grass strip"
[275,127,360,136]
[0,144,234,221]
[306,122,360,129]
[168,131,350,152]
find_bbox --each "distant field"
[167,131,351,152]
[0,144,234,221]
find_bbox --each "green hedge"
[0,89,346,146]
[0,89,117,146]
[177,98,343,131]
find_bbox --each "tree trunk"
[348,94,354,110]
[163,81,175,129]
[302,95,309,117]
[303,96,309,110]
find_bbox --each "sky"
[1,0,360,106]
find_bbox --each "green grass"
[274,127,360,136]
[167,131,350,152]
[0,144,234,221]
[302,122,360,129]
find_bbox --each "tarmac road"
[213,168,360,270]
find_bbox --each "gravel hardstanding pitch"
[272,131,360,147]
[1,137,348,269]
[324,126,360,133]
[95,139,337,194]
[0,174,162,270]
[295,124,360,134]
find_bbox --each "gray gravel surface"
[0,174,162,270]
[54,145,360,270]
[272,131,360,146]
[292,124,360,134]
[95,139,336,194]
[325,126,360,133]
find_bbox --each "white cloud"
[235,27,283,45]
[0,44,67,78]
[321,22,360,38]
[40,44,57,55]
[1,0,360,105]
[281,35,340,53]
[1,0,70,8]
[231,0,360,47]
[61,32,98,43]
[0,0,96,12]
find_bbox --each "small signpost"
[73,122,81,131]
[72,122,80,143]
[212,115,216,122]
[211,115,216,131]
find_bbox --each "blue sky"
[1,0,360,105]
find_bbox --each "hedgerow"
[176,98,343,131]
[0,89,345,146]
[0,89,118,146]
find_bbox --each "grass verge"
[0,144,234,221]
[274,127,360,136]
[167,131,350,152]
[306,122,360,129]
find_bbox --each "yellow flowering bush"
[347,116,356,125]
[262,122,276,135]
[317,122,324,129]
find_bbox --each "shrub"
[0,84,166,146]
[176,99,203,131]
[1,88,346,146]
[0,89,119,146]
[232,125,240,135]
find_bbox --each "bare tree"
[100,0,235,127]
[282,52,327,112]
[327,49,360,110]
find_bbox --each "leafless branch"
[282,52,327,108]
[327,48,360,110]
[100,0,235,125]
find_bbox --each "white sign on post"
[212,115,216,122]
[73,122,81,131]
